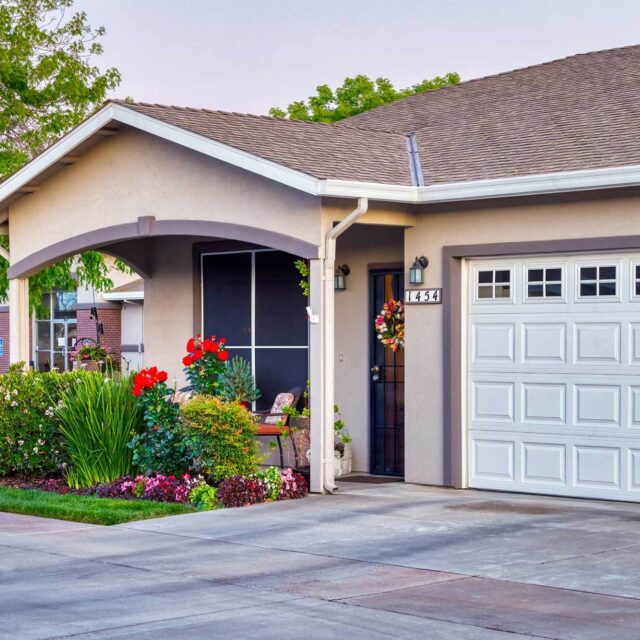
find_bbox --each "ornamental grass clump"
[181,395,261,482]
[54,372,142,488]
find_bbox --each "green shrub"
[189,482,218,511]
[0,368,87,477]
[181,396,261,482]
[55,372,143,488]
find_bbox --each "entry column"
[9,277,30,366]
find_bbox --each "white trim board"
[2,102,640,209]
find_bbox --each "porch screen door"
[370,269,405,476]
[201,249,308,410]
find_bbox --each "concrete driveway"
[2,481,640,639]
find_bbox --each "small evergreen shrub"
[181,395,261,482]
[218,356,261,404]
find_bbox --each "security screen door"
[201,249,308,411]
[370,268,405,476]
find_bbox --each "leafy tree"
[269,73,460,123]
[0,0,124,313]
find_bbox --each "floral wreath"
[375,298,405,352]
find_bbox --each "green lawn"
[0,487,194,525]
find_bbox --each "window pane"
[37,322,50,350]
[580,267,597,280]
[53,352,66,371]
[478,271,493,284]
[202,252,252,346]
[255,251,308,347]
[495,270,510,283]
[598,282,616,296]
[580,282,597,296]
[528,269,544,282]
[35,351,51,372]
[67,324,77,349]
[54,292,77,320]
[477,285,493,299]
[636,265,640,280]
[546,268,562,281]
[494,285,510,298]
[636,282,640,296]
[528,284,543,297]
[599,266,616,280]
[254,348,308,413]
[545,283,562,297]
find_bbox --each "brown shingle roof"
[119,102,412,185]
[335,45,640,184]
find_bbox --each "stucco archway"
[8,216,320,279]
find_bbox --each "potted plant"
[218,356,261,407]
[332,405,352,477]
[70,343,116,371]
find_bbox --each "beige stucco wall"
[8,127,322,266]
[143,237,194,384]
[404,191,640,486]
[334,224,404,472]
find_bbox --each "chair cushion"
[256,424,286,436]
[263,392,295,424]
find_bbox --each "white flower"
[33,447,39,454]
[17,440,24,446]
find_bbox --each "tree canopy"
[0,0,124,313]
[269,72,460,123]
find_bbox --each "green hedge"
[0,368,89,477]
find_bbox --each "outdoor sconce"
[409,256,429,285]
[334,264,350,290]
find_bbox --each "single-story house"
[2,45,640,498]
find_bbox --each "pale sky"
[75,0,640,115]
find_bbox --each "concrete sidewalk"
[2,482,640,639]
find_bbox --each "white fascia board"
[322,164,640,204]
[0,246,8,261]
[0,104,321,208]
[102,290,144,302]
[417,164,640,203]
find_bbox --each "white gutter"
[320,163,640,204]
[102,291,144,302]
[322,197,368,493]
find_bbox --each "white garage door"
[467,251,640,501]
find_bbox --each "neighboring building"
[0,265,143,373]
[3,45,640,500]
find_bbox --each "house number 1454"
[405,288,443,304]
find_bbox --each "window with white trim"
[477,269,511,300]
[526,267,562,299]
[579,265,617,297]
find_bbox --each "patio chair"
[254,387,302,468]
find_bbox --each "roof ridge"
[336,42,640,129]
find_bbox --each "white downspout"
[322,196,368,492]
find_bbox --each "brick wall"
[0,310,8,374]
[76,307,122,360]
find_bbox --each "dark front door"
[370,269,405,476]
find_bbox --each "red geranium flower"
[186,338,197,352]
[192,349,204,361]
[182,355,193,366]
[218,350,229,362]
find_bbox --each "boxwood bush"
[181,395,261,482]
[0,367,88,477]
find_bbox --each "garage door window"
[526,267,562,299]
[634,264,640,297]
[477,269,511,300]
[579,265,617,298]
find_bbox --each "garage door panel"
[574,323,620,363]
[522,323,566,363]
[468,252,640,502]
[574,384,621,427]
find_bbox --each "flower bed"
[0,333,310,521]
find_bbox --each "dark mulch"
[0,477,91,495]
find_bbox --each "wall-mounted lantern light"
[334,264,350,290]
[409,256,429,285]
